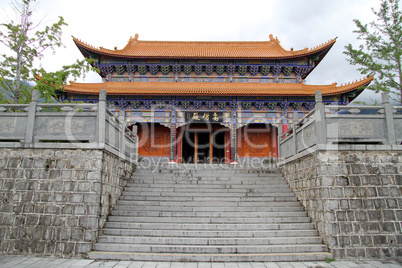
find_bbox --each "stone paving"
[0,256,401,268]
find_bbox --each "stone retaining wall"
[0,148,134,258]
[280,148,402,260]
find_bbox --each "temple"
[61,34,373,164]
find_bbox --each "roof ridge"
[339,75,374,87]
[73,34,337,59]
[72,36,101,50]
[305,37,337,53]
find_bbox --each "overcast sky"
[0,0,381,102]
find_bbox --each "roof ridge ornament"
[269,34,279,43]
[130,34,139,43]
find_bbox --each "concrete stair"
[88,164,332,262]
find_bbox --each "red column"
[176,127,182,163]
[225,131,230,164]
[282,124,288,133]
[273,127,278,158]
[169,124,176,163]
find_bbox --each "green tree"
[0,0,95,103]
[344,0,402,104]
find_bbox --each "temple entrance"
[179,124,228,164]
[196,132,210,163]
[182,132,195,163]
[212,131,225,163]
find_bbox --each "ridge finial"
[268,34,280,43]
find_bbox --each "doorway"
[196,132,210,163]
[182,132,195,163]
[180,124,228,164]
[212,130,225,164]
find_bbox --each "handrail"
[325,105,385,110]
[280,108,316,139]
[0,104,28,108]
[0,90,138,162]
[278,91,401,164]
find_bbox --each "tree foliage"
[0,0,95,103]
[344,0,402,104]
[33,59,95,103]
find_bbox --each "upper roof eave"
[72,35,337,60]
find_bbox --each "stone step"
[101,228,320,238]
[122,188,296,195]
[105,221,314,232]
[129,177,287,182]
[119,192,298,200]
[131,174,283,180]
[136,166,280,174]
[134,168,280,174]
[130,180,287,186]
[130,181,289,187]
[103,222,317,231]
[133,169,282,177]
[117,196,300,203]
[136,165,279,169]
[133,172,268,177]
[134,176,282,180]
[88,251,332,262]
[113,205,304,212]
[133,176,282,181]
[93,243,328,254]
[107,216,312,224]
[110,210,307,218]
[97,236,323,246]
[125,183,292,189]
[134,170,275,174]
[113,200,301,208]
[91,166,329,262]
[131,176,283,184]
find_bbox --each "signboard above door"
[182,111,224,123]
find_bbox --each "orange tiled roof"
[73,34,337,59]
[64,76,373,96]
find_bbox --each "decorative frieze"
[95,62,312,78]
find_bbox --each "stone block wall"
[280,149,402,260]
[99,151,135,229]
[0,148,134,258]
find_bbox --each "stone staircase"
[88,164,332,262]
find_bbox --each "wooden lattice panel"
[137,124,170,156]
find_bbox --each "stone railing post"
[382,92,396,145]
[292,111,298,157]
[315,91,327,145]
[24,90,40,146]
[119,112,126,157]
[98,90,107,146]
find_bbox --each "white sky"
[0,0,381,102]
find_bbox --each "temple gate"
[59,34,373,163]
